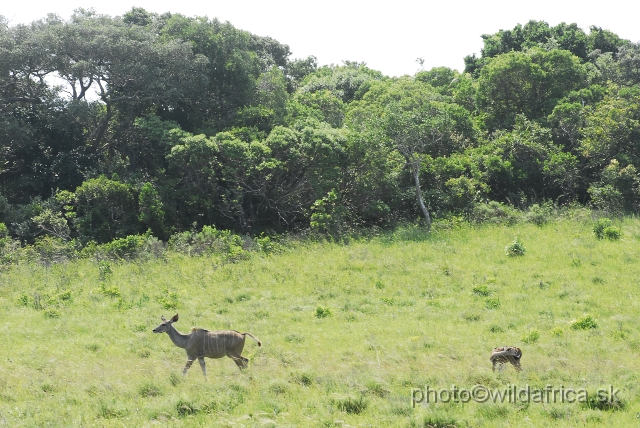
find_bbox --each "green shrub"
[588,184,624,214]
[603,226,621,241]
[485,297,501,309]
[32,236,77,265]
[159,289,179,310]
[102,234,146,260]
[55,290,72,304]
[470,201,519,225]
[16,293,30,307]
[592,218,612,239]
[168,226,246,261]
[74,176,139,244]
[522,329,540,344]
[571,315,597,330]
[0,222,7,240]
[0,221,20,264]
[505,237,526,257]
[99,284,122,298]
[525,202,554,225]
[31,208,71,241]
[138,183,166,239]
[310,189,350,239]
[98,260,112,280]
[85,234,165,261]
[315,306,331,318]
[254,233,282,254]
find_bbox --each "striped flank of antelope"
[153,314,261,378]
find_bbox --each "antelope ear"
[161,315,167,321]
[172,314,179,322]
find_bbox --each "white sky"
[3,1,639,77]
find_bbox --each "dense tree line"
[1,9,639,246]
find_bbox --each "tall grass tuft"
[331,394,368,414]
[421,413,461,428]
[522,329,540,344]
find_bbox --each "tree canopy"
[1,10,639,245]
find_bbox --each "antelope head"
[153,314,179,333]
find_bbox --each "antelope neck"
[166,324,191,349]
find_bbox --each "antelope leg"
[183,359,194,376]
[198,357,207,377]
[230,355,247,370]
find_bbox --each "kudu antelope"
[153,314,261,377]
[490,346,522,372]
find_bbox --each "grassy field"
[0,216,639,427]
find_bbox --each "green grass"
[0,218,639,426]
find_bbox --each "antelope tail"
[243,332,262,347]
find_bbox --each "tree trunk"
[410,158,431,229]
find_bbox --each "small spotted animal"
[490,346,522,372]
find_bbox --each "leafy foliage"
[1,11,640,249]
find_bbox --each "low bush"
[81,233,165,261]
[315,306,332,318]
[571,315,597,330]
[168,226,247,261]
[603,226,621,241]
[524,202,554,225]
[593,218,612,239]
[522,329,540,344]
[505,237,526,257]
[470,201,519,225]
[32,236,78,265]
[102,234,149,260]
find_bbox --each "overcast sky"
[3,0,639,77]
